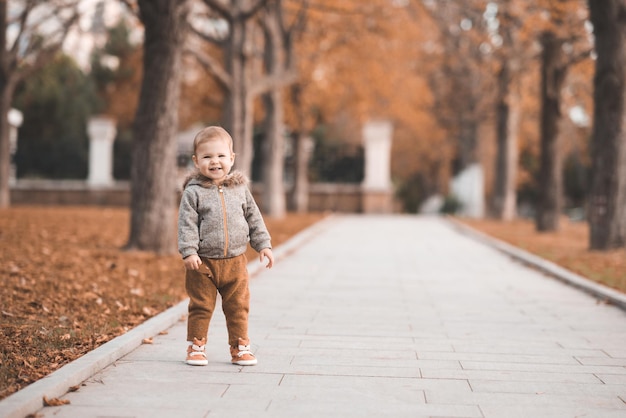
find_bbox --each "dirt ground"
[1,208,625,401]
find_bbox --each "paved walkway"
[4,215,626,417]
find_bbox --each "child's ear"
[231,153,236,163]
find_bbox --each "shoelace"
[191,343,205,351]
[237,344,254,357]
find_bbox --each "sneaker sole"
[186,360,208,366]
[232,359,257,366]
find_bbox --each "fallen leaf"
[130,287,144,296]
[141,337,153,344]
[68,385,80,392]
[158,330,169,335]
[43,396,70,406]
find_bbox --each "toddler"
[178,126,274,366]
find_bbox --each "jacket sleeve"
[243,187,272,252]
[178,187,200,259]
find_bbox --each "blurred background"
[1,0,617,245]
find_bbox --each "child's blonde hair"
[192,126,234,155]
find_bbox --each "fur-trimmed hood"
[183,170,248,189]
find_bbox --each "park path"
[7,215,626,417]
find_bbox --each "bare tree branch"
[250,70,297,96]
[201,0,232,20]
[185,47,232,89]
[9,1,34,56]
[284,0,308,35]
[241,0,271,19]
[188,17,226,45]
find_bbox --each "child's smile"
[192,139,235,183]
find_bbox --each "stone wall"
[10,181,384,213]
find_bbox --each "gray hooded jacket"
[178,171,271,259]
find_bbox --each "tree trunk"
[536,31,567,232]
[289,84,309,213]
[491,58,519,221]
[290,131,309,212]
[0,81,15,208]
[0,0,9,208]
[261,2,286,218]
[456,115,478,174]
[587,0,626,250]
[261,89,286,218]
[126,0,189,254]
[223,17,255,177]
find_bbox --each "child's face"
[192,138,235,183]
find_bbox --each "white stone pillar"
[87,116,117,187]
[362,120,393,191]
[361,120,393,213]
[8,109,23,186]
[450,163,485,218]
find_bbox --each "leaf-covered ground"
[0,206,325,400]
[1,209,624,401]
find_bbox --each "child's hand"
[259,248,274,269]
[183,254,202,271]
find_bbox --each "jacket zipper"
[218,185,228,257]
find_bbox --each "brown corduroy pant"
[185,254,250,348]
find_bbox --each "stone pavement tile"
[38,375,227,412]
[220,374,482,418]
[252,334,455,372]
[418,351,583,365]
[303,321,421,338]
[295,355,460,371]
[70,378,226,409]
[206,398,483,418]
[286,346,437,365]
[450,341,609,357]
[605,349,626,358]
[576,356,626,366]
[469,379,626,397]
[296,334,448,351]
[480,404,626,418]
[39,405,209,418]
[250,363,423,379]
[421,368,603,383]
[426,389,626,409]
[104,359,283,386]
[596,373,626,385]
[459,360,626,374]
